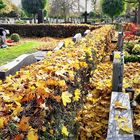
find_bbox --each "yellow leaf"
[114,115,128,123]
[114,101,127,110]
[27,129,38,140]
[61,91,72,106]
[73,89,81,101]
[79,62,88,68]
[114,53,121,59]
[0,117,5,129]
[119,124,133,134]
[59,80,66,87]
[61,125,69,136]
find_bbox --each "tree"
[22,0,47,23]
[123,0,140,24]
[102,0,125,22]
[0,0,20,17]
[0,0,6,11]
[49,0,80,20]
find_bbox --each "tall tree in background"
[49,0,79,20]
[123,0,140,24]
[22,0,47,23]
[0,0,6,11]
[102,0,125,22]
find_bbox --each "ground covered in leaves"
[0,25,139,140]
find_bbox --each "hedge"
[0,24,101,38]
[0,25,113,139]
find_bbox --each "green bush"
[124,42,135,54]
[132,44,140,55]
[10,33,20,42]
[125,55,140,63]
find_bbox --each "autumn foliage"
[0,25,113,139]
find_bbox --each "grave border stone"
[0,54,37,80]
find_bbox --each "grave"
[107,92,134,140]
[112,51,124,92]
[117,32,124,52]
[72,33,82,43]
[107,51,134,140]
[0,54,37,80]
[84,30,90,36]
[54,41,65,52]
[32,51,48,61]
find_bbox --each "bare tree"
[49,0,80,20]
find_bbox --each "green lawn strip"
[0,41,44,66]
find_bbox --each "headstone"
[72,33,82,43]
[117,32,124,52]
[32,51,48,61]
[0,54,37,80]
[54,41,65,52]
[107,92,134,140]
[112,51,124,92]
[84,30,91,36]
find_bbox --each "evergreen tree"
[102,0,125,22]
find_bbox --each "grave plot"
[123,23,140,63]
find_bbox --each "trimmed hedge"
[125,55,140,63]
[0,24,101,38]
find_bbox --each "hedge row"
[0,24,101,38]
[0,25,113,140]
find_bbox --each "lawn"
[0,38,60,66]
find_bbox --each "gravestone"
[32,51,48,61]
[112,51,124,92]
[72,33,82,43]
[0,54,37,80]
[84,30,90,36]
[54,41,65,52]
[107,92,134,140]
[117,32,124,52]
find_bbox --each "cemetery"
[0,0,140,140]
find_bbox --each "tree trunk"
[33,14,36,23]
[137,2,140,24]
[111,17,114,23]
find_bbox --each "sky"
[11,0,94,12]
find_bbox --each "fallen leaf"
[18,116,30,131]
[61,91,72,106]
[114,101,127,110]
[119,124,133,134]
[27,128,38,140]
[0,117,5,129]
[61,125,69,136]
[73,89,81,101]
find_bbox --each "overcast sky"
[11,0,93,12]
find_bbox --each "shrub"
[125,55,140,63]
[132,44,140,55]
[0,24,101,38]
[10,33,20,42]
[124,42,135,54]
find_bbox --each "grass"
[0,41,44,66]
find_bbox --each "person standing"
[0,27,7,48]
